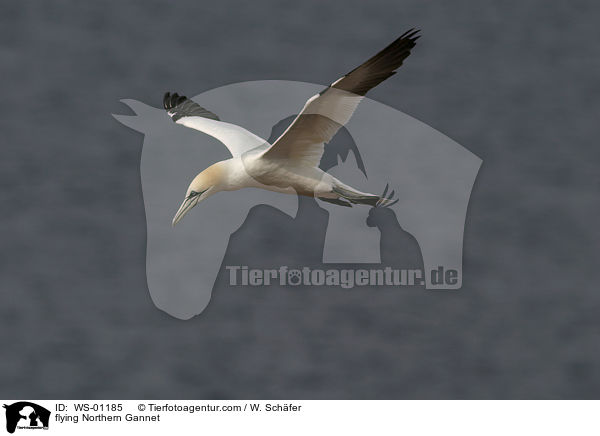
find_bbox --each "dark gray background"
[1,0,599,398]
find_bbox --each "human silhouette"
[223,116,375,269]
[26,409,39,427]
[3,402,50,434]
[223,115,428,272]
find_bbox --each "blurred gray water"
[1,0,599,398]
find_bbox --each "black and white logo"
[3,402,50,434]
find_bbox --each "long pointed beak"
[172,196,198,226]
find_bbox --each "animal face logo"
[114,80,481,319]
[3,402,50,434]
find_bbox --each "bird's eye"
[187,190,205,200]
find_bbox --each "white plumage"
[165,29,420,225]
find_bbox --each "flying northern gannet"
[165,29,420,225]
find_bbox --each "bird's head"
[172,162,225,226]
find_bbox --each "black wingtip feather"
[163,92,190,110]
[400,28,415,38]
[330,28,421,95]
[162,91,221,121]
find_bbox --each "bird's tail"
[331,184,397,207]
[332,185,379,206]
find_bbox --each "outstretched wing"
[163,92,267,157]
[261,29,420,167]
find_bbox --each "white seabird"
[166,29,420,225]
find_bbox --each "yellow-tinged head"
[172,162,226,226]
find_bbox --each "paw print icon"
[287,270,302,286]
